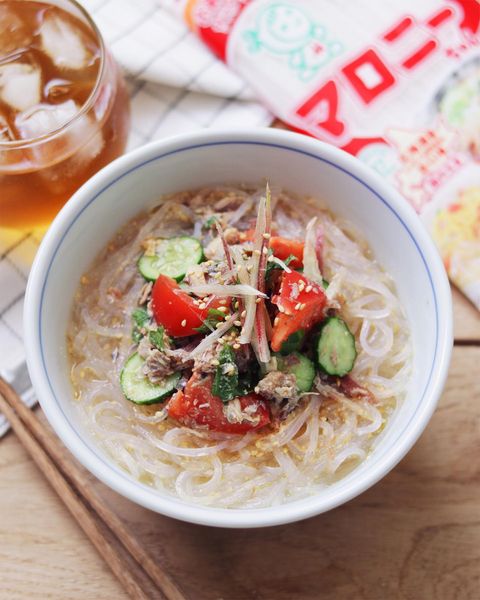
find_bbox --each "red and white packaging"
[179,0,480,308]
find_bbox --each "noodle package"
[175,0,480,308]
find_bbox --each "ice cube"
[15,99,77,139]
[36,120,104,194]
[0,112,14,142]
[38,126,104,194]
[45,78,75,103]
[0,5,32,56]
[40,12,90,70]
[76,124,103,163]
[0,111,20,168]
[0,61,41,112]
[15,99,103,169]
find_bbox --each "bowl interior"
[27,133,450,527]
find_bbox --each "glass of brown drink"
[0,0,130,229]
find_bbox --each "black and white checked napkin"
[0,0,272,434]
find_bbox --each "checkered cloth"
[0,0,272,377]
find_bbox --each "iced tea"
[0,0,130,229]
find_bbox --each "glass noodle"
[67,186,411,508]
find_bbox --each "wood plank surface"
[0,430,127,599]
[0,294,479,600]
[452,286,480,341]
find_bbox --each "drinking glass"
[0,0,130,229]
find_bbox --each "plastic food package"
[176,0,480,309]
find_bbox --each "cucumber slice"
[120,352,180,405]
[138,236,203,282]
[316,317,357,377]
[276,351,315,392]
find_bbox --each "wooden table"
[1,287,479,600]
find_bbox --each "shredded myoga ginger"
[67,185,411,508]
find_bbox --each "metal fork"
[0,359,36,438]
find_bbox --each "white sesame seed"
[253,249,261,256]
[218,306,228,313]
[255,298,261,304]
[294,302,301,310]
[219,299,227,305]
[305,285,312,293]
[181,319,187,327]
[198,303,206,310]
[241,310,247,318]
[234,320,242,327]
[215,321,224,328]
[233,343,241,349]
[263,232,271,239]
[211,359,220,366]
[274,317,279,326]
[278,305,285,313]
[267,255,275,263]
[262,247,269,255]
[300,303,306,310]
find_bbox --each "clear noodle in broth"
[67,186,412,508]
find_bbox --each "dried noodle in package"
[174,0,480,307]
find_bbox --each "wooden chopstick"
[0,377,187,600]
[0,384,152,599]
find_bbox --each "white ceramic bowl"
[25,129,452,528]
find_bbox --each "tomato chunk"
[269,236,304,269]
[271,271,327,351]
[167,373,271,433]
[243,231,304,269]
[151,274,223,337]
